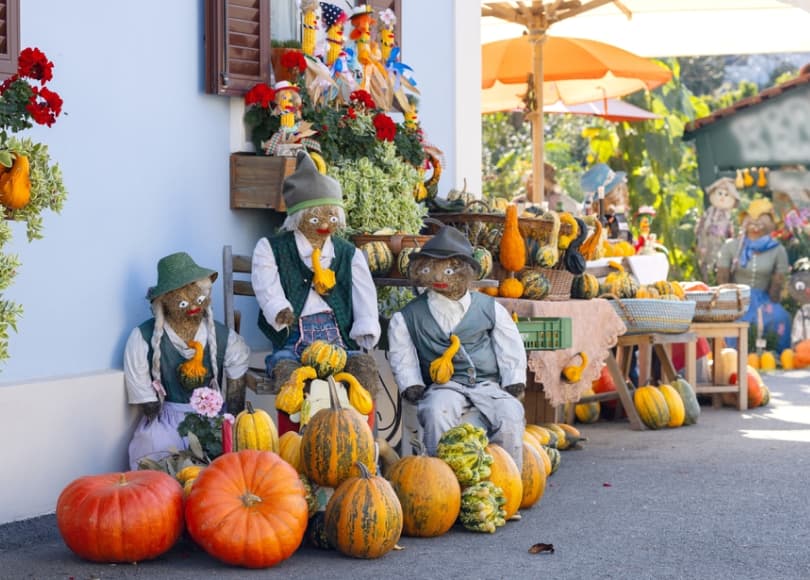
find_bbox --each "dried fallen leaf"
[393,544,404,551]
[528,543,555,554]
[603,482,612,487]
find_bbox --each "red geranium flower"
[280,50,307,72]
[349,89,376,109]
[26,86,63,126]
[244,83,275,108]
[17,47,54,84]
[344,106,357,120]
[372,113,396,141]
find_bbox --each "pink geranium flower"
[189,387,223,418]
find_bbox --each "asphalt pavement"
[2,370,809,580]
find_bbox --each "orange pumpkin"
[386,441,461,537]
[324,462,403,559]
[727,371,765,408]
[184,450,308,568]
[519,442,547,509]
[56,470,184,563]
[300,376,376,487]
[794,340,810,368]
[484,443,523,520]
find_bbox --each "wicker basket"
[606,296,696,335]
[426,211,573,246]
[686,284,750,322]
[527,267,574,301]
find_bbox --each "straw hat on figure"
[251,150,381,430]
[124,252,250,470]
[696,177,739,283]
[717,198,791,353]
[387,226,527,469]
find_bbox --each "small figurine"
[581,163,632,242]
[789,257,810,347]
[696,177,739,283]
[634,205,657,254]
[124,252,250,470]
[717,198,791,353]
[386,226,527,468]
[273,81,302,133]
[320,2,347,68]
[251,150,381,430]
[300,0,320,58]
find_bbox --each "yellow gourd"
[759,351,776,371]
[780,348,795,370]
[561,352,588,383]
[535,211,560,268]
[0,154,31,210]
[176,465,204,484]
[743,168,754,187]
[557,212,579,250]
[747,352,760,370]
[757,167,768,188]
[333,371,373,415]
[311,247,336,295]
[499,204,526,272]
[498,276,524,298]
[580,219,603,261]
[429,334,461,384]
[275,365,318,414]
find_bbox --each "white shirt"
[251,230,381,350]
[387,290,527,390]
[124,321,250,404]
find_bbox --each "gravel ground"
[2,370,809,580]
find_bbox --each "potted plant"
[0,47,67,366]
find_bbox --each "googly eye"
[443,267,455,276]
[308,216,319,225]
[196,295,206,305]
[797,281,806,291]
[419,266,431,275]
[329,215,339,224]
[178,300,189,309]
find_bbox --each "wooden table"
[684,321,749,410]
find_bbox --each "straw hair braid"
[150,301,166,384]
[197,277,220,392]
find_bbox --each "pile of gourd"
[632,377,701,430]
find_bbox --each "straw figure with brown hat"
[696,176,740,283]
[124,252,250,470]
[386,226,527,469]
[251,150,382,432]
[717,197,792,352]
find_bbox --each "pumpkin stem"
[246,400,256,414]
[326,375,341,412]
[241,492,263,507]
[355,461,373,479]
[117,473,129,486]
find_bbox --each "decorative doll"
[717,198,791,353]
[320,2,347,68]
[348,4,375,66]
[300,0,320,58]
[696,177,739,283]
[251,150,381,428]
[582,163,632,242]
[124,252,250,470]
[633,205,657,254]
[789,257,810,347]
[378,7,397,64]
[386,226,527,469]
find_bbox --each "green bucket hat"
[147,252,218,301]
[283,150,344,215]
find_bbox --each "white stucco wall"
[0,0,481,524]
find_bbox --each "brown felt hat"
[283,150,344,215]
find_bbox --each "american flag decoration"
[319,2,347,28]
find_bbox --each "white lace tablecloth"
[497,298,627,406]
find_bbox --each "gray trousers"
[417,380,525,469]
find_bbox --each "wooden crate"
[522,374,558,424]
[229,153,296,210]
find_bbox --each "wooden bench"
[684,321,749,410]
[222,245,272,394]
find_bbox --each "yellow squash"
[234,401,279,452]
[430,334,461,384]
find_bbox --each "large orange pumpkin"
[56,470,183,563]
[184,450,308,569]
[727,371,765,408]
[484,443,523,520]
[300,376,376,487]
[386,441,461,537]
[795,339,810,368]
[519,442,547,509]
[324,462,403,559]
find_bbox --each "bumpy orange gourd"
[386,441,461,537]
[0,154,31,210]
[185,450,308,568]
[484,443,523,520]
[56,470,184,563]
[498,276,524,298]
[499,204,526,272]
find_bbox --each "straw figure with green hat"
[251,150,382,433]
[386,226,527,469]
[124,252,250,470]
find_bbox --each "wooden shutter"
[362,0,401,54]
[205,0,271,96]
[0,0,20,79]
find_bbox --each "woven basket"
[686,284,750,322]
[605,296,696,335]
[426,210,573,246]
[528,267,574,301]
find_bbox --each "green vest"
[138,319,228,404]
[401,292,500,386]
[258,231,357,350]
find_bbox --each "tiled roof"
[684,63,810,136]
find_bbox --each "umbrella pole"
[528,30,546,205]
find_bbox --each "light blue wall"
[1,0,274,382]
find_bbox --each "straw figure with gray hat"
[386,226,527,469]
[696,176,740,283]
[123,252,250,470]
[251,150,382,432]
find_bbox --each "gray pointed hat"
[283,150,344,215]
